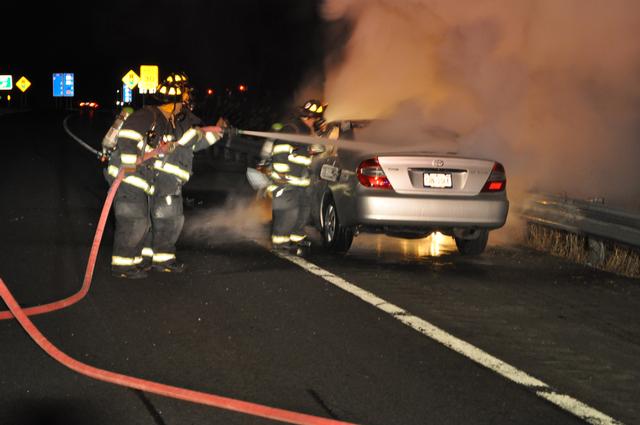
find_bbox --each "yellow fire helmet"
[301,99,327,118]
[154,72,192,104]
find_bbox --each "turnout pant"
[271,185,310,246]
[112,186,150,272]
[112,186,184,272]
[147,193,184,267]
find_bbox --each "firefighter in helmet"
[265,99,328,256]
[105,72,224,279]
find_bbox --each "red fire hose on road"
[0,144,358,424]
[0,169,123,320]
[0,274,355,425]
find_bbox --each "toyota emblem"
[432,159,445,168]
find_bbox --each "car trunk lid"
[376,155,496,196]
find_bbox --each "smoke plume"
[321,0,640,211]
[182,197,272,245]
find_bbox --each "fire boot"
[112,267,148,280]
[151,261,187,273]
[292,240,311,257]
[272,241,293,253]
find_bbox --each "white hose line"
[63,114,100,156]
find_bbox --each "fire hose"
[0,122,359,425]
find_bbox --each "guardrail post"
[587,237,606,267]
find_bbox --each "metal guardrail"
[522,193,640,249]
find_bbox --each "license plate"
[423,172,452,188]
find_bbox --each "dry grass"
[526,222,640,279]
[604,244,640,278]
[526,223,589,263]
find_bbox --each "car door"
[308,122,342,226]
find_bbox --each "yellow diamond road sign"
[16,76,31,92]
[122,70,140,90]
[139,65,159,94]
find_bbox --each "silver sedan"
[308,120,509,255]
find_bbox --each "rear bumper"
[356,194,509,228]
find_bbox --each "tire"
[455,229,489,255]
[322,196,353,254]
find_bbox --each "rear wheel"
[455,229,489,255]
[322,196,353,254]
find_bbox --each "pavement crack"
[132,389,167,425]
[307,388,340,420]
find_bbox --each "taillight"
[481,162,506,192]
[357,158,393,190]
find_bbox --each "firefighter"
[266,99,328,256]
[106,72,224,279]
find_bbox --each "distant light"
[238,84,247,92]
[207,88,214,95]
[7,95,11,101]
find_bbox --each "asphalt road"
[0,110,638,425]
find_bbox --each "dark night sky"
[4,0,328,107]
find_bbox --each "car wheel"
[455,229,489,255]
[322,196,353,254]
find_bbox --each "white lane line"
[272,250,623,425]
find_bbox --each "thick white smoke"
[321,0,640,211]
